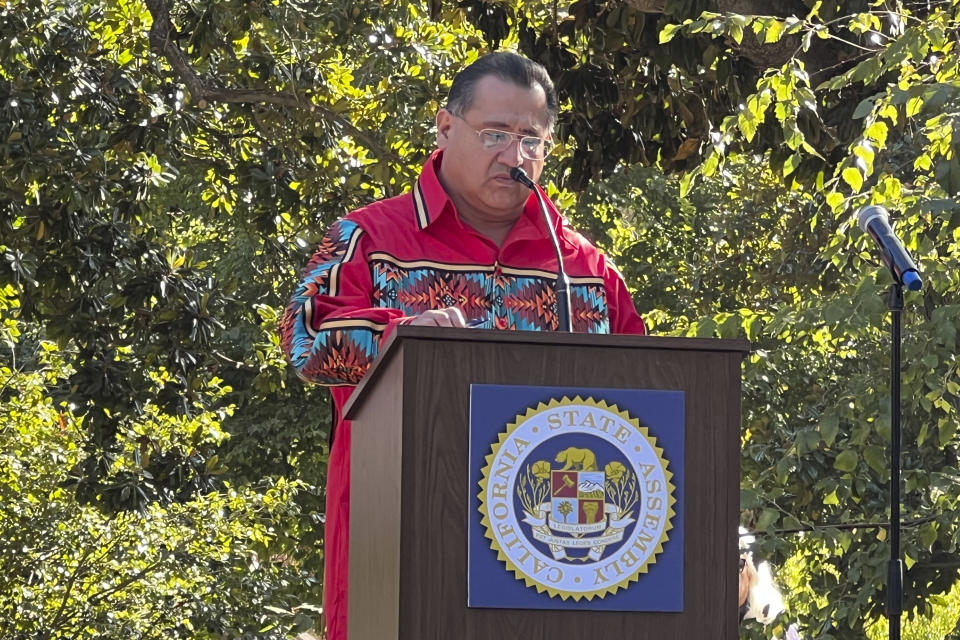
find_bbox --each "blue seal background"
[467,384,685,611]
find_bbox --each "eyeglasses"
[453,114,553,160]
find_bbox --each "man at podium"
[280,51,646,640]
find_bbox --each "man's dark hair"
[446,51,558,129]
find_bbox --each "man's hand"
[407,307,467,327]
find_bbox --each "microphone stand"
[887,282,904,640]
[858,206,919,640]
[509,167,572,332]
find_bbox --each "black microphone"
[510,167,573,332]
[857,205,922,291]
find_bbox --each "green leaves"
[842,166,864,192]
[659,22,684,44]
[820,415,840,447]
[834,449,859,472]
[852,97,876,120]
[658,12,799,47]
[796,427,821,454]
[0,316,319,638]
[862,445,887,476]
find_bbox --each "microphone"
[510,167,573,332]
[509,166,536,189]
[857,205,922,291]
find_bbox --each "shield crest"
[550,470,605,525]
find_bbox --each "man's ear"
[436,108,454,149]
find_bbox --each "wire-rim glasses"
[452,114,553,160]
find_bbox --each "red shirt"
[280,150,645,639]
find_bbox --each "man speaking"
[280,51,645,639]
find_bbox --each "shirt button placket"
[491,260,502,324]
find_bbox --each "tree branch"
[48,534,102,632]
[143,0,399,164]
[87,559,165,605]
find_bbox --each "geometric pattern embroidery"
[370,254,610,333]
[282,226,611,386]
[280,220,380,385]
[301,324,380,385]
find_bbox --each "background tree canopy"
[1,0,958,637]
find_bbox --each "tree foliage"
[1,0,959,637]
[0,292,318,638]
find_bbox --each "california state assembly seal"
[477,396,675,601]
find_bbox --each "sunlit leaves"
[842,165,864,192]
[0,315,319,638]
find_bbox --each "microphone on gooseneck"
[510,167,573,332]
[857,205,922,291]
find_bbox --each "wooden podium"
[344,326,749,639]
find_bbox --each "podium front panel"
[348,330,743,640]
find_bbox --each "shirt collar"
[412,150,454,230]
[413,149,574,249]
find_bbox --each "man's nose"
[497,138,524,167]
